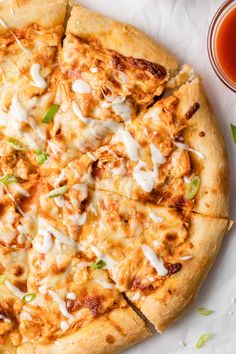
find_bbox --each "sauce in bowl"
[216,6,236,84]
[208,0,236,91]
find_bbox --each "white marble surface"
[75,1,236,352]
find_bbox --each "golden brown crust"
[140,215,229,332]
[66,4,178,71]
[17,307,151,354]
[175,77,229,217]
[0,0,67,33]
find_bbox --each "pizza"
[0,1,230,353]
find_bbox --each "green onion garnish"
[230,124,236,143]
[0,174,18,185]
[22,293,36,302]
[184,176,200,200]
[7,138,27,151]
[197,307,214,316]
[48,185,69,198]
[35,148,48,165]
[91,259,106,269]
[0,275,6,283]
[195,333,210,349]
[42,104,60,123]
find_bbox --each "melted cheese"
[112,101,131,122]
[48,290,73,319]
[142,244,168,276]
[174,141,205,160]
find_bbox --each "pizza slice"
[16,168,150,353]
[91,76,228,217]
[76,189,229,332]
[45,2,181,167]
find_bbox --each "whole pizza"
[0,1,230,353]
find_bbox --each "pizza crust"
[0,0,67,33]
[66,4,178,71]
[139,214,229,332]
[17,307,151,354]
[175,77,229,217]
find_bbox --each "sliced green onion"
[91,259,106,269]
[230,124,236,143]
[22,293,36,303]
[7,138,27,151]
[48,185,69,198]
[0,174,18,185]
[0,275,6,283]
[42,104,60,123]
[184,176,200,200]
[35,148,48,165]
[197,307,214,316]
[195,333,210,349]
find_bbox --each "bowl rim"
[207,0,236,92]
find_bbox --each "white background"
[76,1,236,353]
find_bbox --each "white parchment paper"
[76,1,236,353]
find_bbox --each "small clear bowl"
[208,0,236,92]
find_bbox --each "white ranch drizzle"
[131,292,140,301]
[90,67,98,73]
[149,212,164,223]
[95,279,114,289]
[70,213,87,226]
[133,161,157,193]
[0,314,11,323]
[54,169,66,187]
[112,101,131,122]
[72,79,91,94]
[142,244,168,276]
[60,320,69,331]
[72,100,91,124]
[33,230,53,254]
[12,184,30,197]
[150,143,166,164]
[30,63,48,89]
[179,255,193,261]
[5,279,25,299]
[10,95,28,122]
[39,218,81,250]
[115,128,140,161]
[48,290,74,319]
[173,141,205,160]
[66,292,76,300]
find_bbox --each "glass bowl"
[208,0,236,92]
